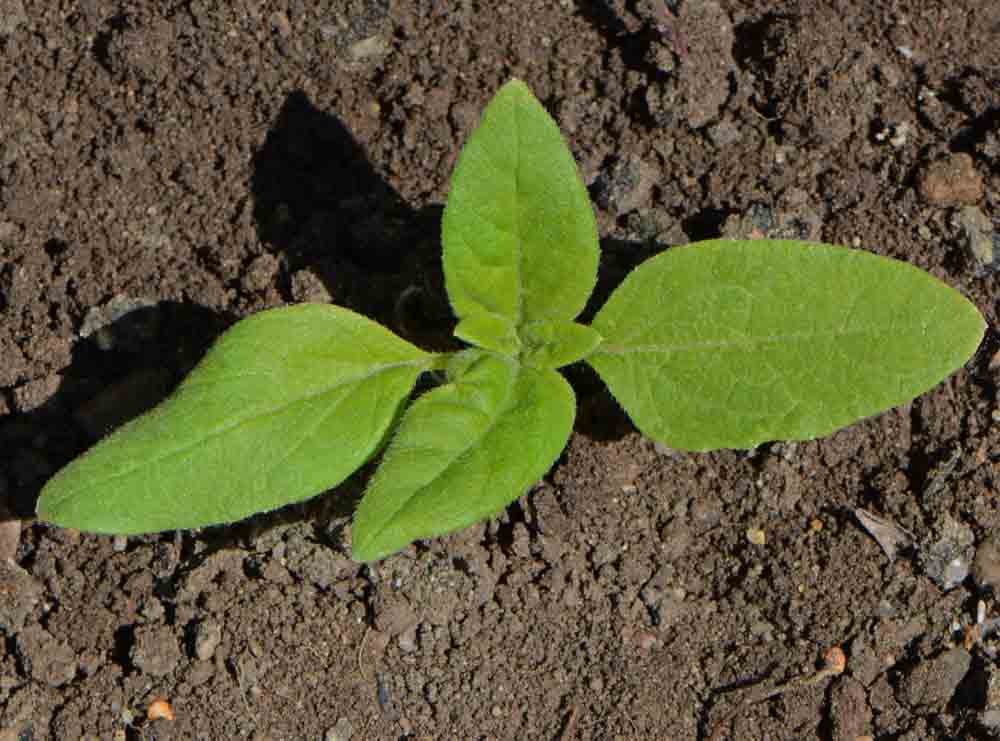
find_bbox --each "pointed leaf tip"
[589,239,985,451]
[352,352,575,562]
[38,304,433,534]
[442,79,599,330]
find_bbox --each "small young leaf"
[589,240,986,451]
[453,311,520,355]
[352,351,575,562]
[37,304,434,534]
[519,319,602,369]
[442,79,599,326]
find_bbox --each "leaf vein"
[44,360,427,506]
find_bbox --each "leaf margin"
[36,303,437,534]
[588,239,987,451]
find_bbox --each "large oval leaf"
[37,304,434,534]
[441,79,599,328]
[588,239,986,451]
[352,351,575,562]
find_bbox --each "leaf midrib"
[44,359,429,506]
[358,361,521,555]
[594,322,933,356]
[513,94,524,328]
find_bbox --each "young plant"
[37,80,986,562]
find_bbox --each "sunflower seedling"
[37,80,986,562]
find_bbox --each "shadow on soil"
[8,89,689,545]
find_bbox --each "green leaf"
[454,311,520,355]
[352,351,575,562]
[519,319,602,369]
[441,79,599,327]
[588,239,986,451]
[37,304,434,534]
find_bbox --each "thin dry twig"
[708,647,846,741]
[357,627,371,683]
[558,704,580,741]
[233,662,256,729]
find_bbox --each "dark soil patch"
[2,1,1000,738]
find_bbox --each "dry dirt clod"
[15,625,77,687]
[593,155,656,215]
[130,625,183,677]
[194,620,222,661]
[829,676,872,741]
[917,152,985,205]
[0,509,21,563]
[920,514,974,591]
[954,205,1000,274]
[324,717,355,741]
[974,535,1000,592]
[0,559,42,633]
[899,646,972,708]
[0,0,27,35]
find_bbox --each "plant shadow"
[2,300,224,522]
[6,88,677,556]
[249,90,454,346]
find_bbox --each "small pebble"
[397,624,418,654]
[325,717,354,741]
[593,155,656,214]
[348,35,388,62]
[746,528,767,546]
[634,631,658,651]
[706,119,742,148]
[270,11,291,38]
[920,514,974,590]
[147,698,175,721]
[889,121,910,147]
[194,620,222,661]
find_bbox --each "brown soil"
[2,1,1000,739]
